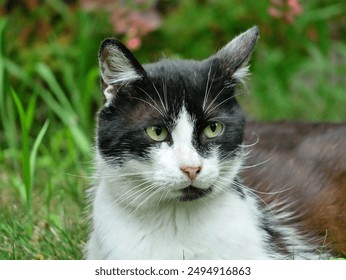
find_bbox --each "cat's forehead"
[103,58,234,126]
[139,59,226,108]
[144,59,211,85]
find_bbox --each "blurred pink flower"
[268,0,303,24]
[288,0,302,14]
[127,37,142,50]
[268,7,282,18]
[81,0,162,50]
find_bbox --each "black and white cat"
[86,27,323,259]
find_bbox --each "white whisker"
[130,96,165,117]
[204,85,226,113]
[111,180,154,209]
[217,177,276,218]
[130,185,164,216]
[218,148,242,163]
[240,134,260,148]
[202,62,215,111]
[240,155,274,170]
[163,79,169,113]
[152,82,167,113]
[205,92,245,118]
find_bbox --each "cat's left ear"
[98,38,147,103]
[212,26,259,84]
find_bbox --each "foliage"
[0,0,345,259]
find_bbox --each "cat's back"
[242,121,346,255]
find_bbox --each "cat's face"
[96,27,258,208]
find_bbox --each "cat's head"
[96,26,259,208]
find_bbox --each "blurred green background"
[0,0,345,259]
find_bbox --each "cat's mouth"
[178,185,213,202]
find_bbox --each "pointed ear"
[214,26,259,84]
[98,39,147,102]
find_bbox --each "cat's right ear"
[99,39,147,104]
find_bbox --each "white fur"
[86,106,320,260]
[103,85,115,106]
[233,64,250,85]
[87,180,274,259]
[100,45,141,86]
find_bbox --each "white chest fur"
[86,179,274,260]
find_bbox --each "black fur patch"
[231,178,246,199]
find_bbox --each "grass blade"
[36,62,74,113]
[36,63,90,153]
[11,88,30,212]
[0,18,7,107]
[29,120,50,193]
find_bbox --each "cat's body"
[243,121,346,256]
[86,27,345,259]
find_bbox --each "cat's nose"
[180,166,201,181]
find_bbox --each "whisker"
[112,183,159,217]
[212,183,230,196]
[218,148,242,163]
[205,92,245,118]
[152,82,167,113]
[207,115,241,121]
[112,180,154,208]
[239,134,260,148]
[130,96,165,117]
[130,185,163,216]
[156,186,170,207]
[90,171,156,181]
[99,170,156,177]
[59,172,93,179]
[202,62,217,110]
[204,85,226,113]
[136,86,164,114]
[129,183,158,206]
[218,177,276,218]
[232,180,296,196]
[163,79,169,113]
[240,156,273,170]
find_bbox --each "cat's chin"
[177,185,213,202]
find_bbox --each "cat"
[85,26,340,259]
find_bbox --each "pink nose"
[180,166,202,181]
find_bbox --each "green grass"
[0,207,85,260]
[11,88,50,214]
[0,0,345,260]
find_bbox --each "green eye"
[145,126,168,142]
[203,122,223,138]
